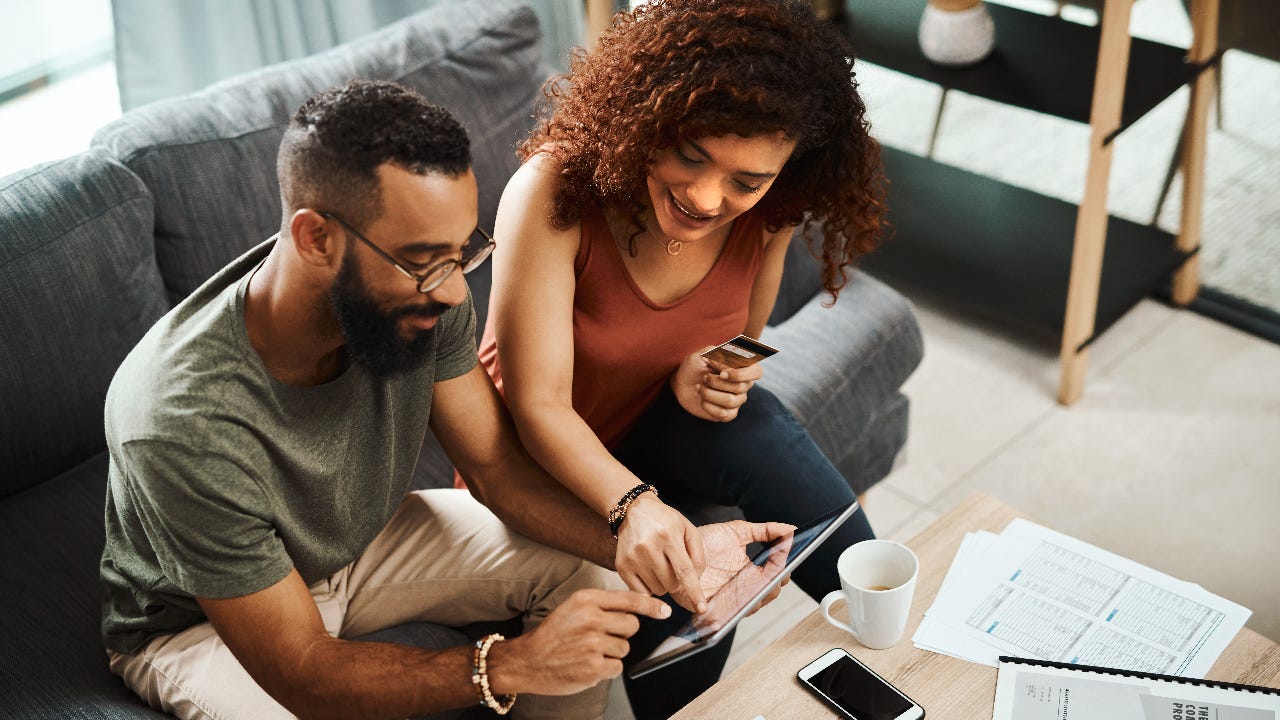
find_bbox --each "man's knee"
[109,627,294,720]
[534,552,626,615]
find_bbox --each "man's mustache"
[391,302,449,321]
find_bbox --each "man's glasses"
[319,211,495,294]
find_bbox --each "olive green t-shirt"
[100,239,478,654]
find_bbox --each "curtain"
[111,0,586,110]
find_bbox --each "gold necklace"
[603,207,687,257]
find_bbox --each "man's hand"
[615,494,709,613]
[488,589,670,696]
[697,520,797,616]
[670,349,764,422]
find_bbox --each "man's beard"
[329,252,448,378]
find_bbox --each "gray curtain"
[112,0,586,110]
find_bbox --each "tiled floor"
[892,292,1280,642]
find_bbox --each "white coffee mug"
[820,540,919,650]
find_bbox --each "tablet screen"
[627,502,857,678]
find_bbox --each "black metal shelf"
[838,1,1200,346]
[842,0,1200,137]
[860,148,1192,343]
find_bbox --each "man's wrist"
[483,633,525,697]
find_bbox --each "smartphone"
[699,334,779,369]
[797,648,925,720]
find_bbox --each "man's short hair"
[278,80,471,229]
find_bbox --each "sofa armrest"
[758,271,924,494]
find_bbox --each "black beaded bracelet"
[607,483,657,538]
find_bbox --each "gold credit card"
[700,335,780,369]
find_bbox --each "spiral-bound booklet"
[993,655,1280,719]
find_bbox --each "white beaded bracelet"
[471,633,516,715]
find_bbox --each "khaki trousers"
[108,489,621,720]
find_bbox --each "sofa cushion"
[0,451,497,719]
[91,0,544,325]
[0,151,166,496]
[0,452,169,718]
[768,225,826,326]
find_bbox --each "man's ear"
[289,209,341,269]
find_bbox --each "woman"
[483,0,887,712]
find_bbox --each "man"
[100,80,790,719]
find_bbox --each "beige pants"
[108,489,621,720]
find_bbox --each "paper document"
[911,519,1250,677]
[992,657,1280,719]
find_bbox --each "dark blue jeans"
[616,383,876,718]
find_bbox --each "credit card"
[700,335,779,369]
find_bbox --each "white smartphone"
[797,648,925,720]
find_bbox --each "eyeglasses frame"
[318,211,495,294]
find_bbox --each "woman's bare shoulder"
[761,220,798,249]
[498,151,581,245]
[500,152,564,213]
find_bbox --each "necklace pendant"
[665,238,683,256]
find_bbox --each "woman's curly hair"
[520,0,887,300]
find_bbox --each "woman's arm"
[744,224,794,339]
[670,225,793,421]
[489,155,708,612]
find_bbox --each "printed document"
[992,657,1279,719]
[912,519,1250,677]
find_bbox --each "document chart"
[966,539,1224,674]
[913,518,1249,677]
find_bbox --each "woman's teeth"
[671,194,711,220]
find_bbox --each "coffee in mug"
[820,540,918,649]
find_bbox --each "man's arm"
[432,366,800,619]
[429,364,617,569]
[198,568,669,719]
[199,568,475,718]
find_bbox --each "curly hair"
[520,0,887,300]
[278,79,471,229]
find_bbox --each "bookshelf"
[843,0,1219,403]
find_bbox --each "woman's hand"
[614,494,709,613]
[670,349,764,422]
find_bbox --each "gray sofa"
[0,2,923,717]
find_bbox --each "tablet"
[626,501,859,679]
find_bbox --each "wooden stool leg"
[1172,0,1219,306]
[1152,123,1184,225]
[1214,58,1223,131]
[1058,0,1133,405]
[927,89,949,158]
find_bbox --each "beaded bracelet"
[471,633,516,715]
[607,483,658,538]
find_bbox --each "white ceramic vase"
[918,2,996,67]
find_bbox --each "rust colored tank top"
[478,202,764,448]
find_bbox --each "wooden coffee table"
[672,492,1280,719]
